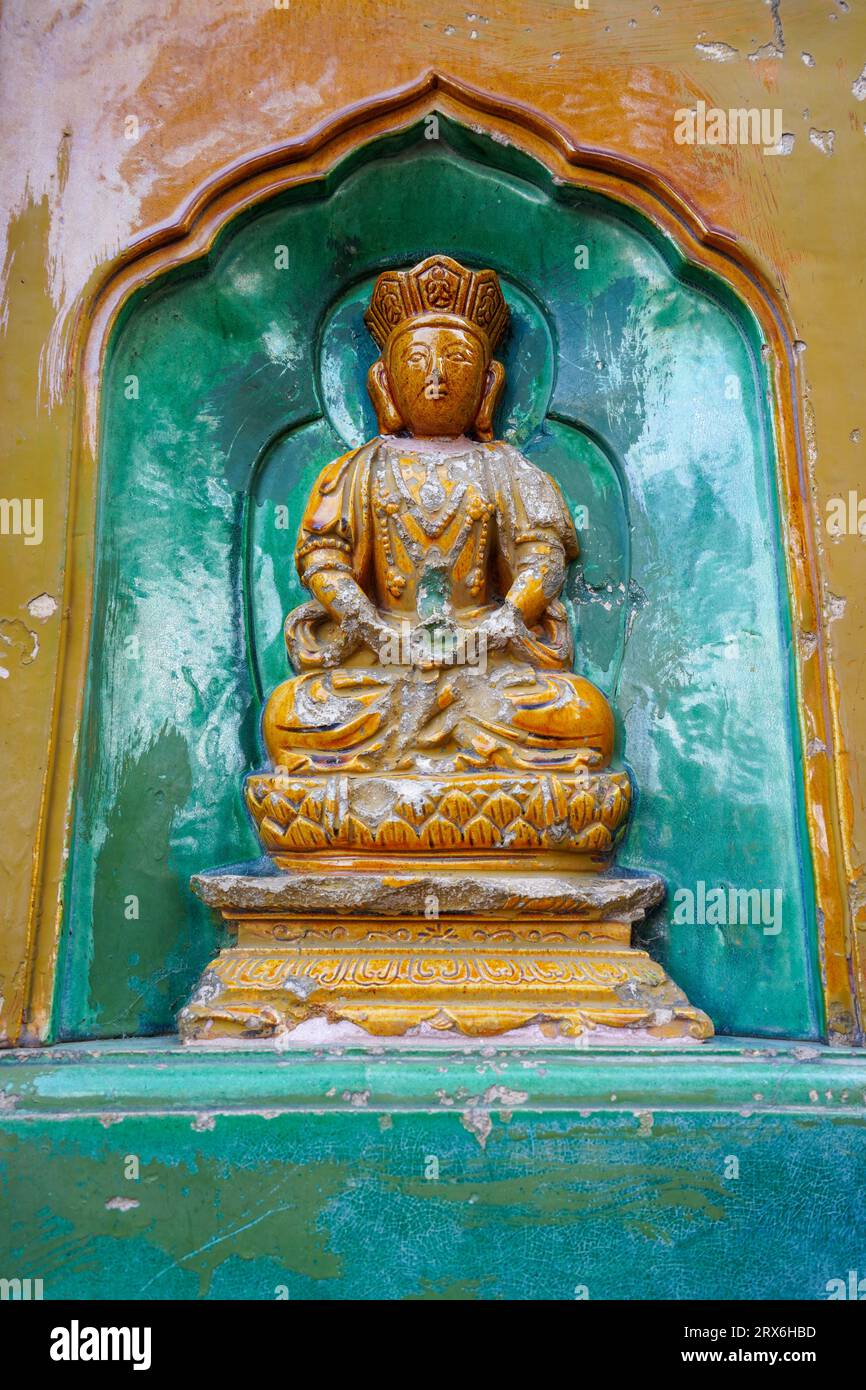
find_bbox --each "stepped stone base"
[178,864,713,1043]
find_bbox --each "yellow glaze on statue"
[262,256,613,776]
[180,256,712,1043]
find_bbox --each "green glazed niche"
[55,116,820,1042]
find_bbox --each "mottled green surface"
[1,1040,863,1300]
[57,118,818,1041]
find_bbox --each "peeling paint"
[341,1089,370,1107]
[767,132,794,155]
[460,1107,493,1148]
[26,591,58,620]
[809,127,835,155]
[0,617,38,677]
[695,42,738,63]
[105,1196,140,1211]
[748,43,783,62]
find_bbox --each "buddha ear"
[474,359,506,442]
[367,359,403,435]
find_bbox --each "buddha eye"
[446,347,473,363]
[407,350,427,365]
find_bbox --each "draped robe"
[263,436,614,773]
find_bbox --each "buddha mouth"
[424,383,447,399]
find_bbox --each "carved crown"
[364,254,509,353]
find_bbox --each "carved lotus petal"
[375,816,420,850]
[395,791,437,822]
[284,817,329,850]
[574,824,613,852]
[502,817,542,849]
[437,789,475,824]
[345,815,375,848]
[464,813,502,848]
[480,792,522,829]
[257,816,288,848]
[419,816,463,849]
[600,785,628,830]
[525,781,568,829]
[568,790,596,832]
[274,781,309,806]
[258,793,295,826]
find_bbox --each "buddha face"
[384,324,489,437]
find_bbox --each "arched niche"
[56,111,823,1042]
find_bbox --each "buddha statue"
[179,255,713,1043]
[261,254,614,777]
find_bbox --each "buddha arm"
[478,536,568,651]
[505,537,568,627]
[305,566,392,653]
[489,445,578,643]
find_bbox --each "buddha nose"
[424,361,447,399]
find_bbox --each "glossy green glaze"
[56,118,818,1040]
[1,1041,863,1300]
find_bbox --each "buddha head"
[364,255,509,441]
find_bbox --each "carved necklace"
[374,447,492,600]
[419,454,446,511]
[392,507,476,572]
[391,454,467,538]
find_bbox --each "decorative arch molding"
[23,71,857,1045]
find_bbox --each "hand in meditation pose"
[263,255,614,774]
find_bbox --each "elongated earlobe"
[367,359,404,435]
[474,360,506,442]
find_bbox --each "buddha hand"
[476,601,532,653]
[409,615,461,670]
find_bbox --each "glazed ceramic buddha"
[262,254,614,776]
[181,255,713,1044]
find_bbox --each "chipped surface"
[191,864,666,920]
[26,592,58,621]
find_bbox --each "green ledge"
[2,1039,865,1300]
[2,1036,865,1115]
